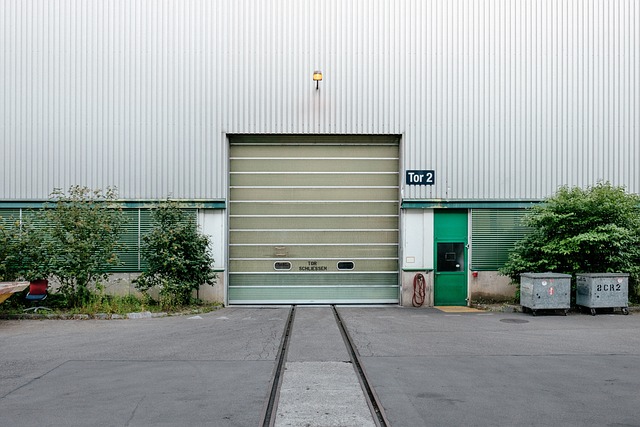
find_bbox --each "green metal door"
[434,210,468,305]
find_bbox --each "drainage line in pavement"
[332,305,390,427]
[260,305,296,427]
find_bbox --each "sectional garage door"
[228,135,400,304]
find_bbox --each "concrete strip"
[275,307,376,426]
[286,307,350,362]
[275,361,376,427]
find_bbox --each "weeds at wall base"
[0,292,222,319]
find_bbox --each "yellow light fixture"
[313,70,323,90]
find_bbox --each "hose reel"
[412,273,426,307]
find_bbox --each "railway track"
[260,305,389,427]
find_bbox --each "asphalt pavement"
[1,306,639,427]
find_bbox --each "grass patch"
[0,290,222,318]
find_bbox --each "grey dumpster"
[576,273,629,315]
[520,273,571,316]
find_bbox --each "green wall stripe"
[0,200,226,209]
[402,200,539,209]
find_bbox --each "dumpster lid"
[576,273,629,278]
[520,272,572,279]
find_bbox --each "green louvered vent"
[138,209,155,271]
[0,209,22,227]
[111,208,196,272]
[13,209,54,241]
[471,209,531,270]
[0,207,196,273]
[109,210,142,272]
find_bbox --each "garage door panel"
[230,201,399,216]
[228,273,399,303]
[228,286,399,304]
[231,144,398,158]
[230,230,398,245]
[229,259,398,273]
[230,173,398,187]
[229,216,398,230]
[228,140,399,304]
[230,187,399,201]
[230,244,399,259]
[230,158,399,173]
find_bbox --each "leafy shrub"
[0,217,23,281]
[501,182,640,300]
[43,186,126,306]
[134,201,216,308]
[0,215,53,282]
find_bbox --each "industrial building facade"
[2,1,638,306]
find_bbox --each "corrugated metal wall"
[1,0,638,201]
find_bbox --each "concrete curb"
[0,311,170,320]
[473,303,640,314]
[0,304,221,320]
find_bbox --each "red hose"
[412,273,426,307]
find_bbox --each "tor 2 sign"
[405,170,435,186]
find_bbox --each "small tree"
[43,186,125,306]
[501,182,640,300]
[134,201,216,307]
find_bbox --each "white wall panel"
[1,0,638,200]
[198,209,226,270]
[402,209,434,270]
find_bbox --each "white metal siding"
[1,0,639,200]
[402,209,435,270]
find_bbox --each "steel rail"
[332,305,390,427]
[259,305,296,427]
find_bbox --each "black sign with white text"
[405,170,435,186]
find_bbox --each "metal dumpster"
[576,273,629,315]
[520,273,571,316]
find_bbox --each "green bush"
[0,215,53,282]
[501,182,640,301]
[134,201,216,308]
[0,217,23,281]
[43,186,126,306]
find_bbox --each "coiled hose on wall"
[412,273,426,307]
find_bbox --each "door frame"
[226,134,402,305]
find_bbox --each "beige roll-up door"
[228,135,400,304]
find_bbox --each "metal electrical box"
[576,273,629,315]
[520,273,571,316]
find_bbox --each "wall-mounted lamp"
[313,70,323,90]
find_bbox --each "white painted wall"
[197,209,226,271]
[402,210,435,270]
